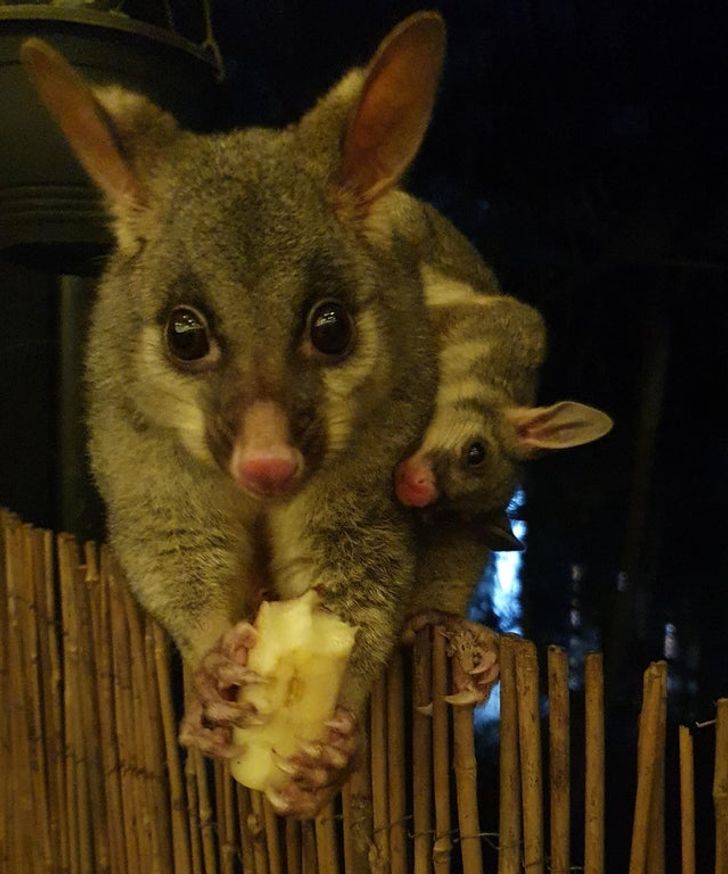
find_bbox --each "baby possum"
[397,289,613,702]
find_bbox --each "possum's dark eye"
[307,299,354,358]
[165,306,211,364]
[465,441,486,467]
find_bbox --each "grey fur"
[400,261,547,619]
[85,116,438,711]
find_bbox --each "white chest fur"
[266,495,318,600]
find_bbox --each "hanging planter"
[0,2,223,273]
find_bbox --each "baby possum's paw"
[179,621,264,758]
[403,610,500,706]
[444,618,499,705]
[267,708,359,818]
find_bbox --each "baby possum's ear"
[504,401,614,460]
[21,38,179,250]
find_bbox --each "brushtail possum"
[397,288,612,702]
[21,13,458,815]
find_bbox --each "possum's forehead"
[138,131,368,323]
[419,405,493,456]
[161,129,336,253]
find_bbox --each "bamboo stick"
[315,800,340,874]
[124,584,162,873]
[341,779,354,874]
[4,517,18,874]
[218,763,236,874]
[347,753,374,874]
[249,791,270,874]
[452,701,483,874]
[81,543,108,874]
[194,745,219,874]
[498,634,521,874]
[146,621,175,872]
[585,652,605,874]
[370,673,390,870]
[72,547,95,874]
[128,585,155,874]
[109,560,141,874]
[65,535,94,874]
[547,645,570,874]
[153,621,192,874]
[302,819,318,874]
[5,520,35,872]
[628,662,664,874]
[678,726,695,874]
[42,527,70,874]
[715,699,728,874]
[387,650,408,874]
[432,628,452,874]
[185,748,204,874]
[214,760,231,874]
[413,627,434,874]
[97,548,128,874]
[32,529,59,873]
[25,528,46,874]
[143,620,172,872]
[80,540,111,874]
[0,516,11,874]
[236,783,256,874]
[286,818,303,874]
[515,638,544,874]
[264,798,283,874]
[26,528,55,874]
[57,534,83,874]
[214,759,224,871]
[21,527,53,874]
[646,663,667,874]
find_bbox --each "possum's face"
[122,137,423,502]
[395,404,519,514]
[23,16,444,506]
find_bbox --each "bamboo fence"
[1,512,726,874]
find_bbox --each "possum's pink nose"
[236,454,300,497]
[230,400,302,498]
[395,460,439,508]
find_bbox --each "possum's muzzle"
[229,400,305,499]
[394,457,439,507]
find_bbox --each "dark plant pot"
[0,5,221,274]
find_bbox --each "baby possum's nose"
[230,400,303,498]
[395,458,439,508]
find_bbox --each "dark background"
[1,2,727,870]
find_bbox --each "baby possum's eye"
[165,305,215,367]
[306,299,354,359]
[465,440,486,468]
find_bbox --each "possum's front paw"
[179,621,264,758]
[266,707,359,818]
[403,610,500,706]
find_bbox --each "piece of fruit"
[229,590,357,792]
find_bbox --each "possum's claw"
[179,621,262,758]
[266,707,359,818]
[403,610,500,706]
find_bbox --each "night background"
[1,1,727,870]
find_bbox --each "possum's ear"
[336,11,445,207]
[505,401,613,460]
[480,512,525,552]
[21,38,178,248]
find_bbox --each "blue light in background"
[472,488,526,727]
